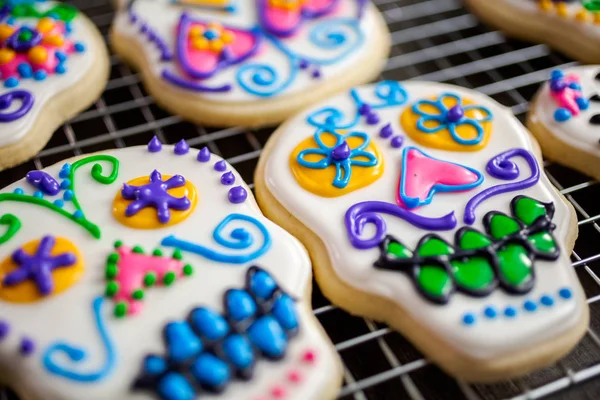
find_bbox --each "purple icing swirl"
[463,148,540,225]
[161,70,232,93]
[0,90,34,122]
[345,201,457,249]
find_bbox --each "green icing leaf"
[417,237,454,257]
[488,214,521,240]
[417,265,452,298]
[386,241,413,259]
[514,197,547,226]
[458,229,492,250]
[528,231,557,254]
[497,244,533,287]
[450,257,494,291]
[11,4,78,22]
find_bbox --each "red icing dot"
[288,370,302,383]
[302,349,316,364]
[271,386,286,398]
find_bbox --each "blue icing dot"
[73,210,84,219]
[63,190,74,201]
[55,51,67,62]
[483,306,497,319]
[577,97,589,111]
[60,179,71,190]
[524,300,537,312]
[222,334,254,370]
[157,373,195,400]
[33,70,46,81]
[17,63,32,79]
[13,188,24,195]
[504,306,517,318]
[249,269,277,300]
[55,64,66,74]
[462,313,475,325]
[190,353,230,388]
[568,82,582,91]
[165,322,203,362]
[6,17,15,26]
[189,307,229,340]
[53,199,64,208]
[59,164,71,178]
[144,355,167,375]
[225,289,256,321]
[203,30,218,40]
[247,316,288,358]
[4,77,18,88]
[33,190,43,198]
[272,294,298,331]
[559,288,572,299]
[554,108,571,122]
[540,295,554,307]
[551,70,564,80]
[74,42,85,52]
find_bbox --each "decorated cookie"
[109,0,390,127]
[0,139,342,400]
[527,66,600,180]
[255,80,589,382]
[465,0,600,64]
[0,0,109,171]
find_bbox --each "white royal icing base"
[264,81,585,361]
[0,3,96,147]
[533,65,600,155]
[0,146,337,400]
[112,0,378,102]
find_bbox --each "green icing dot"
[105,281,119,297]
[132,245,144,254]
[514,197,547,226]
[114,302,128,318]
[488,214,521,240]
[528,231,557,254]
[451,257,494,291]
[18,30,32,41]
[164,271,176,286]
[105,263,118,279]
[153,249,163,257]
[144,272,157,287]
[183,264,194,276]
[497,244,533,287]
[107,252,119,264]
[458,230,492,250]
[386,241,413,259]
[132,289,144,300]
[114,240,123,249]
[417,265,452,298]
[172,249,183,260]
[417,237,454,257]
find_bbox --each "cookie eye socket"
[112,170,199,229]
[289,129,384,197]
[0,236,84,303]
[401,93,494,152]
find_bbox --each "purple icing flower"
[121,170,191,224]
[3,236,76,296]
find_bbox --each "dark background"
[2,0,600,399]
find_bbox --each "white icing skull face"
[263,81,587,377]
[0,2,101,150]
[111,0,379,101]
[533,65,600,152]
[0,143,339,400]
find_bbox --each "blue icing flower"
[165,321,203,362]
[157,373,195,400]
[249,268,277,299]
[191,353,230,387]
[225,289,257,321]
[412,92,492,145]
[272,294,298,331]
[247,316,288,359]
[189,307,229,340]
[222,334,254,370]
[297,130,378,189]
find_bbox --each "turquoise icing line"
[161,213,272,264]
[43,296,116,382]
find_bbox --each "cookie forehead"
[0,146,337,399]
[112,0,378,101]
[264,81,584,360]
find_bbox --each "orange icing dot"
[37,17,56,34]
[28,46,48,64]
[192,37,209,50]
[210,39,225,52]
[112,175,199,229]
[0,48,15,65]
[189,25,205,37]
[42,34,65,47]
[0,24,15,41]
[0,237,84,303]
[221,30,235,44]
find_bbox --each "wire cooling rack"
[2,0,600,399]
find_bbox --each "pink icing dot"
[288,370,302,383]
[301,349,316,364]
[271,387,286,398]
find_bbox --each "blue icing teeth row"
[135,266,299,400]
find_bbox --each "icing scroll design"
[161,213,272,263]
[0,214,21,245]
[464,148,539,225]
[0,155,119,241]
[0,90,34,122]
[43,296,117,382]
[345,202,457,250]
[236,18,364,97]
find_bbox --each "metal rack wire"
[1,0,600,399]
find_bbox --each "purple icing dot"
[147,30,156,42]
[299,59,309,69]
[147,136,162,153]
[311,69,321,79]
[446,105,464,123]
[391,136,404,148]
[379,123,393,138]
[366,112,380,125]
[0,321,10,340]
[140,23,148,33]
[20,337,35,356]
[214,160,227,172]
[228,186,247,204]
[332,141,351,161]
[358,104,371,115]
[174,139,189,155]
[197,147,211,162]
[129,12,138,23]
[221,171,235,185]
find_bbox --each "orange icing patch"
[0,237,84,303]
[113,175,198,229]
[289,131,384,197]
[400,95,493,152]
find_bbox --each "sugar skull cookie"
[528,66,600,180]
[110,0,390,127]
[0,139,341,400]
[0,0,109,171]
[256,80,588,382]
[465,0,600,64]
